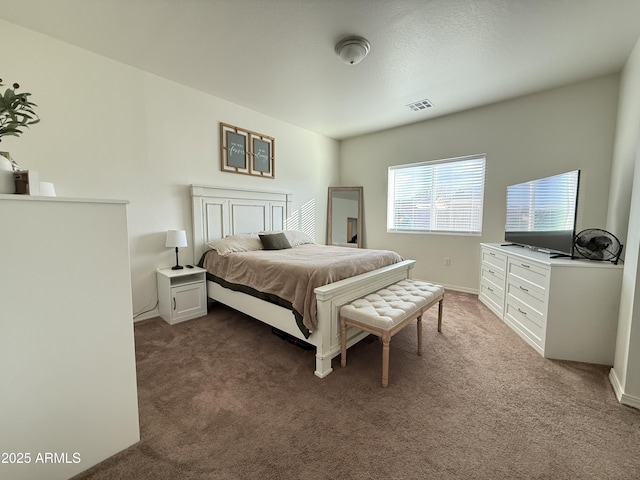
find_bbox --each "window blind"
[505,170,579,232]
[387,154,486,234]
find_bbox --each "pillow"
[259,232,292,250]
[207,234,263,255]
[283,230,315,246]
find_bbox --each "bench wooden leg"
[340,317,347,368]
[381,332,390,388]
[417,315,423,356]
[437,298,443,333]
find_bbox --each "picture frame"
[220,123,250,174]
[250,133,275,179]
[220,122,275,179]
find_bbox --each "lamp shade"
[165,230,187,248]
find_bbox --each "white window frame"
[387,154,486,235]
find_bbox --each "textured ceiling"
[1,0,640,140]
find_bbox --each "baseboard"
[443,284,478,294]
[609,368,623,400]
[609,368,640,410]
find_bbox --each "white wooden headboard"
[190,185,292,261]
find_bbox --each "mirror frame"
[326,186,363,248]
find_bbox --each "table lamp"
[165,229,187,270]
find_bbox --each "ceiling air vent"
[407,99,433,111]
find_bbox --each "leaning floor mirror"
[326,186,363,248]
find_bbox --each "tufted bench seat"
[340,279,444,387]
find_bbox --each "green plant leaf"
[0,78,39,140]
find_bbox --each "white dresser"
[0,195,140,480]
[479,243,623,365]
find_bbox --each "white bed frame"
[191,185,415,378]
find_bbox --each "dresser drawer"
[505,296,544,346]
[482,248,507,272]
[480,280,505,315]
[506,277,545,316]
[481,263,505,286]
[507,257,549,294]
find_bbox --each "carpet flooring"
[75,291,640,479]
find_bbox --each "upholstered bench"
[339,279,444,387]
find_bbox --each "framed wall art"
[220,123,250,174]
[250,132,275,179]
[220,122,275,179]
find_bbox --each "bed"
[191,185,416,378]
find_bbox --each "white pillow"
[207,234,263,255]
[283,230,315,246]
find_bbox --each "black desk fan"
[573,228,623,264]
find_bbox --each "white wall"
[609,37,640,408]
[340,75,619,292]
[0,19,340,320]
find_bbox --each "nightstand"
[157,267,207,324]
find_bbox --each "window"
[387,154,486,235]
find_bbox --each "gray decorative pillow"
[259,232,292,250]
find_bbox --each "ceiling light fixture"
[335,36,370,65]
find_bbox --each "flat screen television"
[504,170,580,256]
